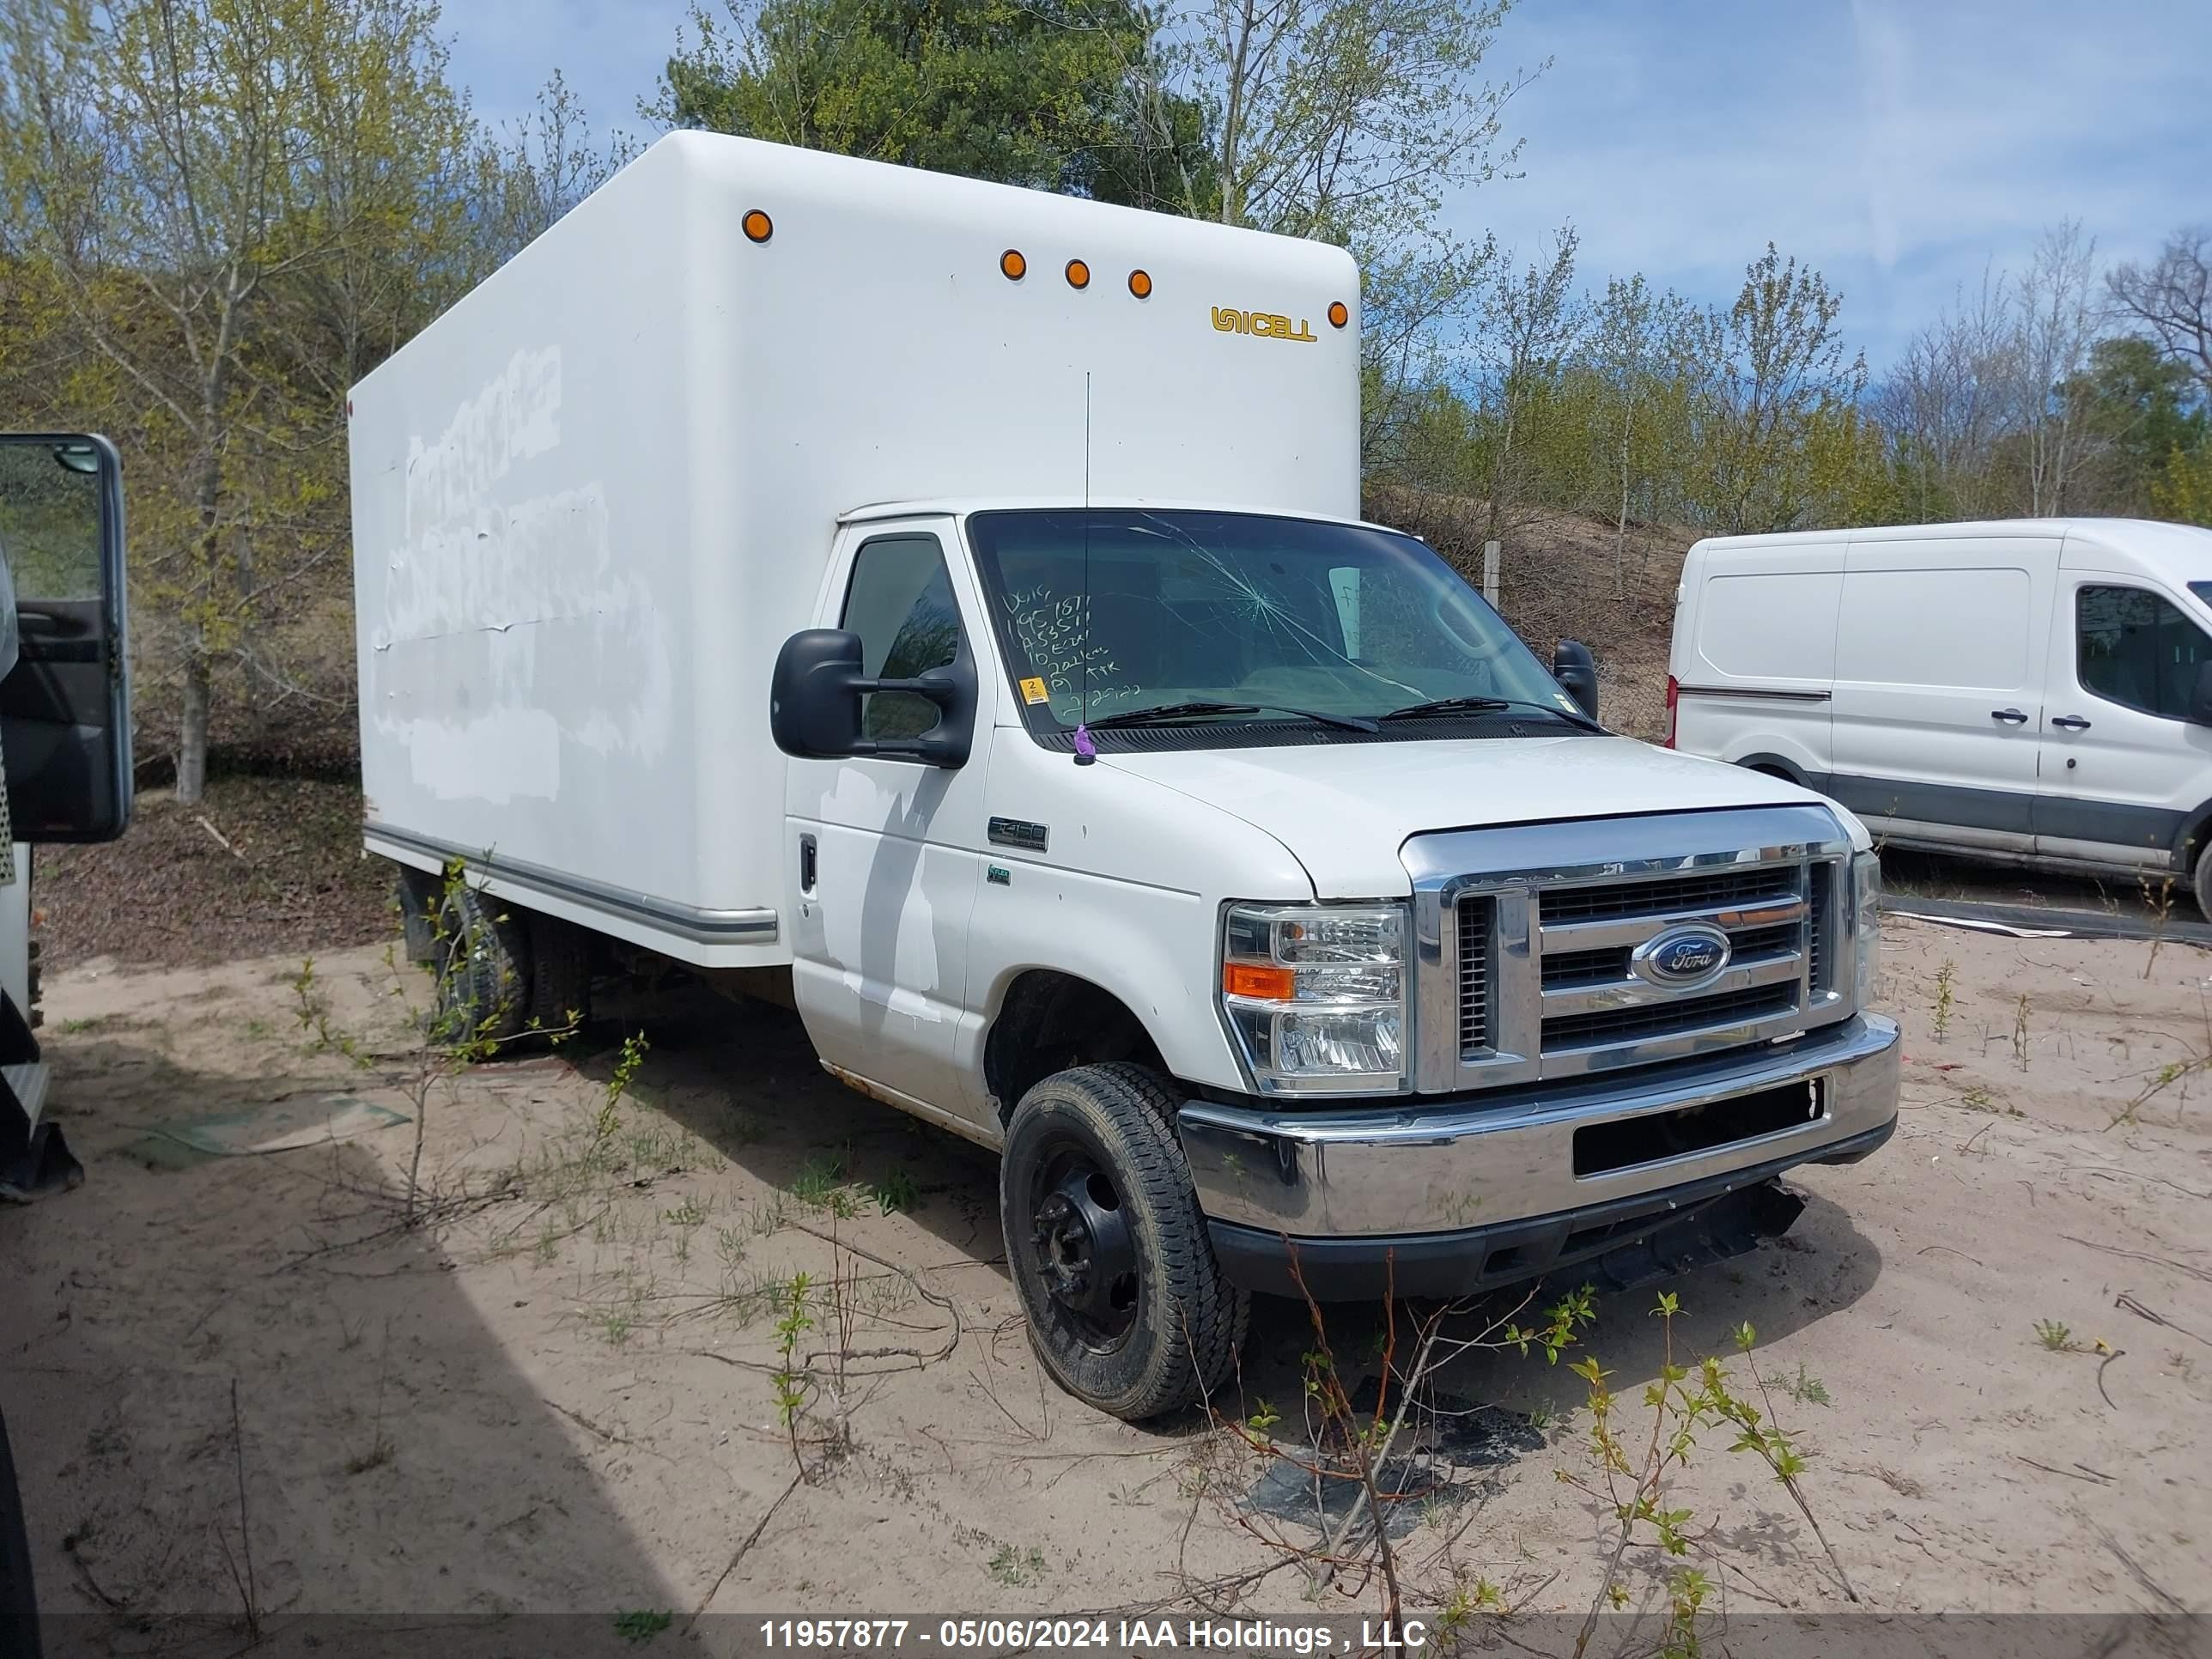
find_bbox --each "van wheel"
[2194,840,2212,922]
[1000,1063,1248,1421]
[433,884,531,1047]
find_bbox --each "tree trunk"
[177,648,210,805]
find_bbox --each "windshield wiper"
[1081,700,1379,733]
[1378,695,1605,732]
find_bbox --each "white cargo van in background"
[353,132,1899,1421]
[1668,520,2212,913]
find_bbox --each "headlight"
[1851,850,1881,1011]
[1220,902,1407,1094]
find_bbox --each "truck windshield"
[965,509,1580,737]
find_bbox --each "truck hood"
[1100,735,1838,896]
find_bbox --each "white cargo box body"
[349,132,1359,965]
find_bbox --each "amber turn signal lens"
[1065,258,1091,289]
[742,210,773,244]
[1223,962,1297,1000]
[1328,301,1349,329]
[1127,269,1153,299]
[1000,248,1027,281]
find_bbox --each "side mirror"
[1553,639,1599,723]
[769,628,976,768]
[2191,659,2212,728]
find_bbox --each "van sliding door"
[1823,536,2056,851]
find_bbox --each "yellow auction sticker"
[1019,677,1050,705]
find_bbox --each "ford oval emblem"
[1633,925,1732,989]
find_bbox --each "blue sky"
[441,0,2210,372]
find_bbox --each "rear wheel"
[432,884,532,1046]
[524,911,593,1033]
[393,864,442,967]
[1000,1063,1247,1420]
[2193,838,2212,922]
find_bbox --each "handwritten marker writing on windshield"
[1073,724,1097,765]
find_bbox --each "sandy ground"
[3,916,2209,1653]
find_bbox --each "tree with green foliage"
[651,0,1206,210]
[2060,335,2207,517]
[0,0,477,799]
[1689,244,1866,535]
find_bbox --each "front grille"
[1540,866,1797,923]
[1488,857,1809,1073]
[1414,805,1850,1091]
[1457,896,1493,1055]
[1543,944,1630,988]
[1726,921,1802,963]
[1808,861,1836,994]
[1544,983,1796,1052]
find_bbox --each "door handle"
[1990,708,2027,724]
[2050,714,2092,732]
[799,834,817,893]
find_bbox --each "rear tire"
[432,884,532,1046]
[2193,838,2212,923]
[1000,1063,1247,1421]
[394,865,442,967]
[525,911,593,1032]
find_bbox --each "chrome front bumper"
[1178,1013,1899,1240]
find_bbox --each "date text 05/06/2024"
[756,1620,1432,1654]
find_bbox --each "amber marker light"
[742,210,774,244]
[1066,258,1091,289]
[1000,248,1027,281]
[1128,269,1153,299]
[1223,963,1296,1000]
[1328,301,1349,329]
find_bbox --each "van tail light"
[1663,674,1680,748]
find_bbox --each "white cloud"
[1440,0,2209,367]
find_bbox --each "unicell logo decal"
[1212,306,1318,343]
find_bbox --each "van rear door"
[1671,538,1841,776]
[1825,533,2057,852]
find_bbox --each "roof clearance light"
[1000,249,1027,281]
[742,210,774,244]
[1328,301,1349,329]
[1066,258,1091,290]
[1127,269,1153,299]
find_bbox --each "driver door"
[0,434,132,845]
[783,519,996,1121]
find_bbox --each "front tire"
[2193,838,2212,923]
[1000,1063,1248,1420]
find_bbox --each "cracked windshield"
[965,509,1580,731]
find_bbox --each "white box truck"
[350,132,1899,1420]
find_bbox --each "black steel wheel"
[1000,1063,1247,1420]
